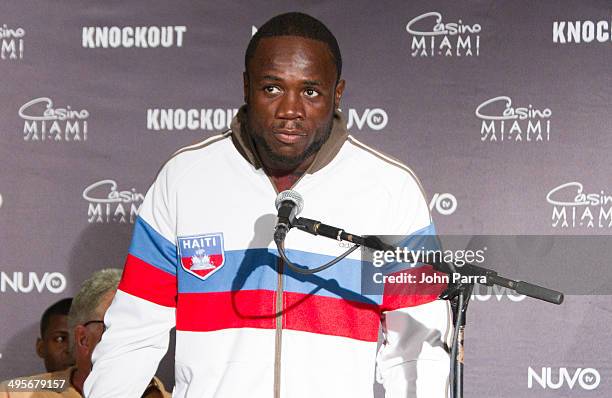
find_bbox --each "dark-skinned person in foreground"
[36,298,74,374]
[83,12,452,398]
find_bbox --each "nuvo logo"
[471,284,526,302]
[528,367,600,391]
[345,108,388,131]
[476,96,551,142]
[429,193,457,216]
[0,272,67,294]
[406,12,481,57]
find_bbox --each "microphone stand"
[434,259,563,398]
[286,217,564,398]
[447,282,472,398]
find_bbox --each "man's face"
[36,314,74,372]
[75,289,115,369]
[244,36,345,171]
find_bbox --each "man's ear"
[243,71,249,104]
[334,79,346,109]
[74,325,89,355]
[36,337,45,358]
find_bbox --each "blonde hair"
[67,268,121,348]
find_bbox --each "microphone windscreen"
[275,190,304,215]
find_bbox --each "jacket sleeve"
[84,164,178,398]
[376,175,453,398]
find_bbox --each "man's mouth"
[273,129,307,144]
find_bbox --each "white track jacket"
[84,109,452,398]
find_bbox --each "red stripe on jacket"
[176,290,380,342]
[119,254,177,307]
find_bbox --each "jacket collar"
[230,105,348,174]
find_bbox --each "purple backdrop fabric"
[1,1,611,396]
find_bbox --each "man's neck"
[71,364,88,395]
[257,150,315,192]
[267,168,303,192]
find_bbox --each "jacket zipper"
[274,257,284,398]
[266,170,306,398]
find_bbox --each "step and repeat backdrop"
[1,1,611,396]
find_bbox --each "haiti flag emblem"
[177,233,225,280]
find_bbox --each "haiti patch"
[177,233,225,280]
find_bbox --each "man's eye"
[264,86,281,94]
[54,336,66,343]
[304,88,319,98]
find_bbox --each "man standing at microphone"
[85,12,451,398]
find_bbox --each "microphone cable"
[275,238,361,275]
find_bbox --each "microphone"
[274,190,304,244]
[295,217,390,250]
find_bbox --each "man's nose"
[276,90,304,119]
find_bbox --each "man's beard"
[249,117,334,170]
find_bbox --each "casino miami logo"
[19,97,89,142]
[1,23,25,60]
[406,11,481,57]
[82,179,144,224]
[546,182,612,229]
[475,96,552,142]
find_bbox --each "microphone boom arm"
[293,217,564,304]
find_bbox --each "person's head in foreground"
[67,268,121,394]
[67,268,169,398]
[36,297,74,373]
